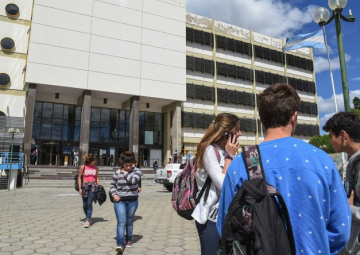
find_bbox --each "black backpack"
[218,145,296,255]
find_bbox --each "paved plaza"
[0,185,200,255]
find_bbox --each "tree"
[309,134,335,154]
[351,108,360,119]
[353,97,360,110]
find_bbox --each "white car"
[155,163,186,191]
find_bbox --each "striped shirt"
[110,167,141,200]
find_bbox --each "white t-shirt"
[192,144,226,224]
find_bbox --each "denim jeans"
[81,186,96,220]
[195,220,220,255]
[114,199,139,246]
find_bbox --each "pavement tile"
[0,186,201,254]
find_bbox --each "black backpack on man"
[218,145,296,255]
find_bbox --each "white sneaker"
[84,221,90,228]
[116,246,123,253]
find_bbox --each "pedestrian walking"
[192,113,241,255]
[186,151,191,163]
[217,84,351,254]
[78,154,99,228]
[73,150,79,166]
[110,151,142,253]
[323,112,360,255]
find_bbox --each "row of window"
[187,56,316,94]
[186,83,215,101]
[216,35,252,56]
[186,27,314,71]
[217,62,254,82]
[186,83,317,115]
[254,45,285,64]
[186,27,213,47]
[186,56,214,74]
[255,70,316,93]
[286,54,314,71]
[217,88,255,106]
[182,111,319,136]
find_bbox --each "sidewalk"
[0,185,200,255]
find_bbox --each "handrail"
[0,152,24,170]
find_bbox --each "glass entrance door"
[42,142,60,165]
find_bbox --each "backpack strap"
[196,144,222,204]
[242,145,266,181]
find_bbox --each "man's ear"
[290,111,298,125]
[340,130,349,140]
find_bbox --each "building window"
[139,112,163,145]
[32,102,79,141]
[1,37,15,53]
[5,3,20,18]
[90,107,129,144]
[0,73,11,88]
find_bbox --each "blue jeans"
[195,220,220,255]
[81,187,96,220]
[114,199,139,246]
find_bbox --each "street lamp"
[313,0,355,112]
[8,127,20,189]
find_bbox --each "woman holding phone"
[192,113,241,255]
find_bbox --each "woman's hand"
[226,134,240,157]
[79,190,82,196]
[113,194,120,202]
[138,187,141,193]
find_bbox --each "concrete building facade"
[182,13,319,156]
[0,1,319,168]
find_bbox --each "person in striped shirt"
[110,151,141,253]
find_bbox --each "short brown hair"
[257,83,300,129]
[83,154,96,166]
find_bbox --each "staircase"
[23,165,157,188]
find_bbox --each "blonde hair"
[196,113,240,170]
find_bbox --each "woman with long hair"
[78,154,99,228]
[110,151,142,253]
[192,113,241,255]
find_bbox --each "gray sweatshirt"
[110,167,141,200]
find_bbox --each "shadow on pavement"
[113,234,143,244]
[156,190,171,193]
[80,217,108,226]
[134,215,142,222]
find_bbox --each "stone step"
[22,179,159,188]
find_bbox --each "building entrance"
[41,142,60,166]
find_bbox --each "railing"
[0,152,24,170]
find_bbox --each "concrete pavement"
[0,185,201,255]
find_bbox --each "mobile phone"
[225,132,235,142]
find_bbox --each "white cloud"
[319,112,337,133]
[317,89,360,114]
[352,77,360,81]
[186,0,317,38]
[314,54,352,73]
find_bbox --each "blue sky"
[187,0,360,134]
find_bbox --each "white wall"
[25,0,186,102]
[0,92,26,117]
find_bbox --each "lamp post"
[313,0,355,112]
[8,127,20,189]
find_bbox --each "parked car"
[155,163,186,191]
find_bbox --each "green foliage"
[353,97,360,110]
[309,134,335,154]
[351,108,360,119]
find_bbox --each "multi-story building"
[0,1,319,169]
[182,13,319,156]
